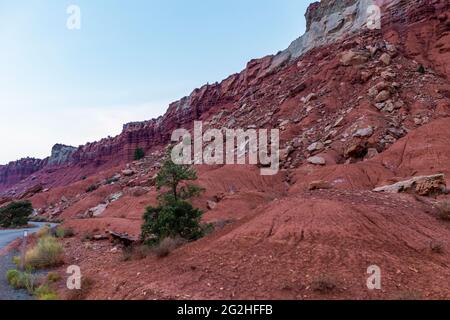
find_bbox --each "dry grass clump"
[55,226,75,238]
[22,236,64,269]
[6,269,36,293]
[153,237,186,258]
[311,275,337,294]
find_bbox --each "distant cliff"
[1,0,448,197]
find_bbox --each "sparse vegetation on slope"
[18,235,64,270]
[134,147,145,161]
[141,153,209,247]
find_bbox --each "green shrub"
[23,236,64,269]
[417,64,426,74]
[141,154,206,245]
[34,284,58,300]
[47,272,62,283]
[0,201,33,228]
[6,269,35,293]
[86,184,99,193]
[142,200,204,244]
[134,148,145,161]
[36,226,50,238]
[6,269,22,288]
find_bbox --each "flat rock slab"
[373,174,446,196]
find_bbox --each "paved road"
[0,222,54,249]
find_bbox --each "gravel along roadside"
[0,250,34,300]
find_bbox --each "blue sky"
[0,0,313,164]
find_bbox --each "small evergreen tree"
[155,159,204,202]
[141,154,206,245]
[0,201,33,228]
[134,148,145,161]
[417,64,426,74]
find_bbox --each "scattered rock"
[122,169,135,177]
[375,90,391,103]
[307,156,326,166]
[381,70,396,80]
[340,50,370,66]
[380,53,392,65]
[374,174,446,196]
[207,201,218,210]
[366,148,379,159]
[307,142,325,152]
[126,186,150,197]
[301,93,318,104]
[345,141,368,159]
[85,203,108,217]
[109,192,123,203]
[353,127,374,138]
[108,231,138,247]
[92,234,108,241]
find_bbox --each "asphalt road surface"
[0,222,52,249]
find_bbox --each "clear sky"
[0,0,313,164]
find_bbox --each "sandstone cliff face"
[0,0,449,197]
[48,144,77,166]
[0,158,46,191]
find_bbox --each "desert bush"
[153,237,186,258]
[36,226,51,238]
[121,245,152,262]
[437,201,450,221]
[23,236,64,269]
[0,201,33,228]
[141,153,206,246]
[142,200,204,245]
[6,269,36,293]
[134,147,145,161]
[417,64,426,74]
[6,269,22,288]
[47,272,62,283]
[34,284,59,300]
[55,226,75,238]
[86,184,99,193]
[29,216,49,223]
[311,276,337,294]
[106,175,120,185]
